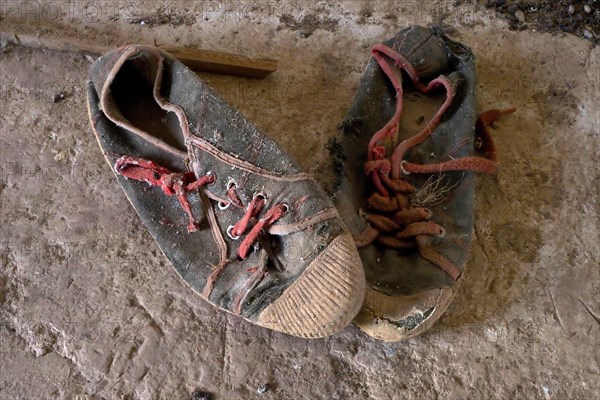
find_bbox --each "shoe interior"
[110,57,187,171]
[392,81,446,150]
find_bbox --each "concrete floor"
[1,1,598,399]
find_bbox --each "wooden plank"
[164,47,278,79]
[0,20,277,79]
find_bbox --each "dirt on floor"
[0,1,598,400]
[481,0,599,43]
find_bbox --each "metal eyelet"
[227,225,240,240]
[437,227,446,237]
[226,178,237,190]
[253,191,267,201]
[205,170,216,184]
[253,192,268,208]
[218,201,230,210]
[281,203,291,213]
[400,161,410,175]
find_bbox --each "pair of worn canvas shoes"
[87,26,513,341]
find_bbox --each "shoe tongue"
[386,26,450,82]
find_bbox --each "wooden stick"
[164,47,277,79]
[0,20,277,79]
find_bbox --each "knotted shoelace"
[354,43,515,281]
[115,156,287,260]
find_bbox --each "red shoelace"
[354,43,515,281]
[114,156,287,260]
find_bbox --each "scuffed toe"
[354,285,458,342]
[257,234,365,338]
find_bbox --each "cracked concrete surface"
[1,1,598,399]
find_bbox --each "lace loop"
[115,156,214,233]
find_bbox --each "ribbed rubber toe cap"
[257,233,365,338]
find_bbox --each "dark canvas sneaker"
[332,26,514,341]
[87,45,365,338]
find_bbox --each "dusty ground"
[1,1,599,399]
